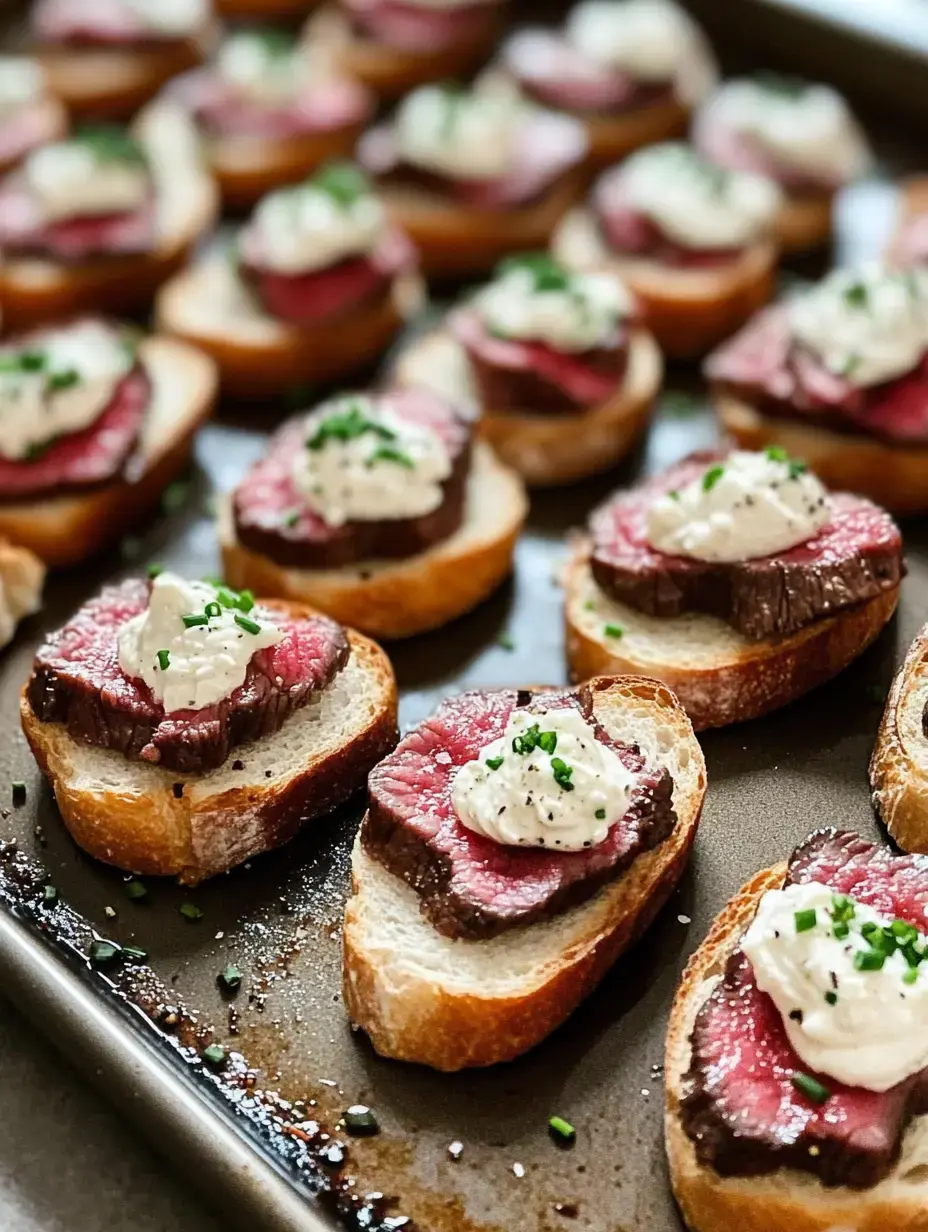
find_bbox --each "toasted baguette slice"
[156,251,424,399]
[774,191,834,254]
[21,624,398,885]
[344,674,707,1071]
[870,622,928,853]
[0,335,217,566]
[716,388,928,516]
[565,550,900,730]
[665,861,928,1232]
[0,100,219,331]
[392,326,662,486]
[583,97,690,169]
[219,441,528,639]
[0,540,45,649]
[553,206,777,359]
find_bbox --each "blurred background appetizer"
[0,317,217,565]
[395,251,662,485]
[499,0,717,171]
[693,74,872,253]
[220,386,527,637]
[156,161,421,399]
[708,265,928,515]
[31,0,216,120]
[888,175,928,269]
[554,141,781,358]
[871,619,928,855]
[0,540,44,651]
[216,0,318,18]
[0,55,68,177]
[358,79,588,277]
[169,26,374,211]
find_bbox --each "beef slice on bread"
[666,830,928,1232]
[343,674,706,1070]
[566,449,904,729]
[870,621,928,855]
[21,573,398,883]
[220,386,527,639]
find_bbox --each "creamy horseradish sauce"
[613,142,780,250]
[452,705,635,849]
[472,253,632,353]
[742,881,928,1093]
[394,83,524,181]
[251,164,384,276]
[0,321,135,461]
[121,0,210,37]
[291,394,451,527]
[790,265,928,388]
[118,574,284,714]
[216,29,308,105]
[703,74,871,185]
[0,56,44,117]
[646,449,831,563]
[25,128,150,224]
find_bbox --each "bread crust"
[0,336,217,566]
[21,624,398,884]
[565,551,900,730]
[870,622,928,854]
[583,96,690,169]
[343,674,707,1070]
[716,389,928,516]
[219,441,528,639]
[775,191,834,254]
[0,539,45,648]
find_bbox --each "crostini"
[309,0,505,101]
[565,448,904,729]
[708,265,928,515]
[0,541,45,650]
[344,674,706,1070]
[499,0,717,170]
[31,0,216,120]
[0,102,219,331]
[219,385,527,638]
[21,572,398,883]
[0,317,217,566]
[693,73,872,254]
[357,79,588,278]
[0,56,68,177]
[552,141,781,358]
[393,251,663,486]
[870,621,928,855]
[169,26,374,210]
[156,161,422,400]
[667,828,928,1232]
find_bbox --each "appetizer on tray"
[500,0,717,170]
[708,265,928,515]
[169,26,374,211]
[21,572,398,883]
[393,251,663,486]
[564,448,904,729]
[0,541,44,652]
[0,103,219,331]
[887,175,928,269]
[219,386,527,638]
[344,674,706,1070]
[357,79,588,278]
[693,74,872,254]
[552,141,781,358]
[870,621,928,855]
[156,161,422,399]
[667,829,928,1232]
[0,317,217,566]
[31,0,216,120]
[0,56,68,177]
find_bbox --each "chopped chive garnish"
[218,964,242,993]
[595,808,606,820]
[182,613,209,628]
[604,624,623,639]
[48,368,79,392]
[284,509,301,528]
[11,780,26,806]
[367,445,414,469]
[833,921,850,940]
[156,649,170,671]
[702,464,725,492]
[548,1116,576,1145]
[88,940,121,967]
[124,879,148,901]
[202,1043,226,1068]
[824,991,838,1005]
[161,480,190,513]
[485,756,504,771]
[551,757,575,792]
[904,968,919,985]
[791,1072,830,1105]
[512,724,541,755]
[42,884,58,905]
[668,489,681,502]
[122,945,148,962]
[236,589,255,613]
[147,563,163,579]
[583,599,596,611]
[204,601,222,619]
[538,731,557,755]
[498,632,515,651]
[854,949,885,972]
[235,614,261,635]
[765,445,789,462]
[179,902,203,922]
[794,909,817,933]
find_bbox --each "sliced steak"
[0,362,151,503]
[449,305,628,413]
[681,830,928,1188]
[344,0,498,53]
[27,579,350,776]
[707,303,928,445]
[362,685,676,939]
[589,451,904,640]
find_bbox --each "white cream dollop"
[291,393,452,528]
[452,705,635,849]
[0,320,135,462]
[566,0,717,104]
[394,84,525,182]
[646,450,831,563]
[118,574,284,715]
[742,881,928,1093]
[25,138,149,224]
[609,142,780,251]
[790,264,928,389]
[472,257,632,353]
[0,56,45,117]
[216,30,309,104]
[122,0,210,37]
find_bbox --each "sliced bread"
[870,622,928,853]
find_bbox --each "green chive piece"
[218,964,242,993]
[485,756,504,771]
[595,808,606,820]
[512,724,541,755]
[824,991,838,1005]
[668,489,681,502]
[702,464,725,492]
[48,368,79,392]
[235,614,261,635]
[604,624,623,639]
[791,1072,830,1105]
[182,613,209,628]
[548,1116,576,1145]
[124,879,148,902]
[342,1105,380,1136]
[204,601,222,619]
[583,599,596,611]
[284,509,301,528]
[236,589,255,613]
[19,350,45,371]
[11,780,26,806]
[497,632,515,651]
[147,563,163,579]
[764,445,789,462]
[833,921,850,940]
[537,730,557,755]
[794,909,817,933]
[42,884,58,905]
[89,940,121,968]
[122,945,148,962]
[367,445,415,469]
[892,920,919,945]
[854,949,886,972]
[156,649,170,672]
[551,757,575,792]
[904,968,919,986]
[161,480,190,513]
[179,902,203,922]
[313,161,371,208]
[788,459,808,479]
[202,1043,226,1068]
